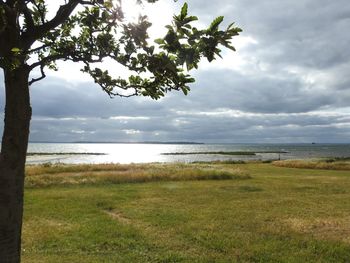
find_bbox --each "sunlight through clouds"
[44,1,178,82]
[122,0,177,39]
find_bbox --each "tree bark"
[0,65,31,263]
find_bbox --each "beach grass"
[27,152,106,156]
[25,163,249,188]
[162,151,288,156]
[22,162,350,262]
[273,158,350,170]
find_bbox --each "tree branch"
[29,63,46,85]
[107,89,138,98]
[18,1,35,30]
[38,1,79,31]
[22,0,81,48]
[29,53,65,70]
[27,43,50,54]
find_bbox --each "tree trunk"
[0,66,31,263]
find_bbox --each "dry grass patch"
[284,217,350,243]
[25,163,250,188]
[25,163,139,176]
[273,159,350,171]
[22,217,75,248]
[104,210,131,225]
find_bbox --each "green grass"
[22,162,350,262]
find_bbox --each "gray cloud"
[0,0,350,143]
[190,0,350,68]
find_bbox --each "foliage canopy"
[0,0,241,99]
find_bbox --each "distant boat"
[312,142,316,144]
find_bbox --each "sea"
[26,143,350,164]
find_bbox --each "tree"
[0,0,241,261]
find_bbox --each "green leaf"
[180,3,188,19]
[154,38,164,45]
[209,16,224,31]
[11,47,21,53]
[184,16,198,24]
[226,45,236,52]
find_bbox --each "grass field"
[22,161,350,262]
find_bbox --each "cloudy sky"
[1,0,350,143]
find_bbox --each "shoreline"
[25,157,350,170]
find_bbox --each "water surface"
[26,143,350,164]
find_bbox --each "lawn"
[22,162,350,262]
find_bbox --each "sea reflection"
[26,143,350,164]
